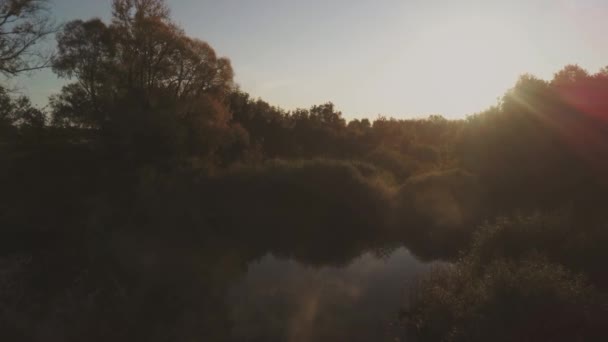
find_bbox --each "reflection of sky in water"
[227,247,439,342]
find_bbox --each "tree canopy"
[0,0,55,76]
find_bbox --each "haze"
[3,0,608,340]
[15,0,608,119]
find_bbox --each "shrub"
[390,169,481,259]
[364,147,419,182]
[470,213,608,288]
[403,258,607,342]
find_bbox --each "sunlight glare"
[405,15,529,116]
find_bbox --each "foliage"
[403,212,608,341]
[50,0,240,163]
[0,0,55,76]
[2,0,608,340]
[404,257,606,342]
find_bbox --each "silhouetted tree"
[0,0,55,76]
[51,0,243,163]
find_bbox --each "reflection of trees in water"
[0,160,472,341]
[227,250,433,342]
[0,228,407,340]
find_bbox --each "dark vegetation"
[1,0,608,340]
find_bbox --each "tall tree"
[53,19,115,107]
[0,0,55,76]
[51,0,242,161]
[52,0,235,118]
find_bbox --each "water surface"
[226,247,438,342]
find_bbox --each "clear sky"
[12,0,608,119]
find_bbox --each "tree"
[53,19,116,115]
[52,0,235,125]
[50,0,242,162]
[595,66,608,78]
[49,82,101,128]
[107,0,234,98]
[0,0,55,76]
[0,85,44,128]
[551,64,589,85]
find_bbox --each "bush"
[127,159,395,266]
[402,213,608,341]
[403,258,607,342]
[409,144,439,163]
[390,169,481,259]
[364,147,419,182]
[470,213,608,288]
[205,159,394,265]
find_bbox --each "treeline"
[1,0,608,341]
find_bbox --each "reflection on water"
[227,248,438,342]
[2,195,451,342]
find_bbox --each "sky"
[12,0,608,119]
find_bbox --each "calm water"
[1,218,445,341]
[225,247,438,342]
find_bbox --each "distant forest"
[1,1,608,341]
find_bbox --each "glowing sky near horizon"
[12,0,608,119]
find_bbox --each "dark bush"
[390,169,482,259]
[403,258,607,342]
